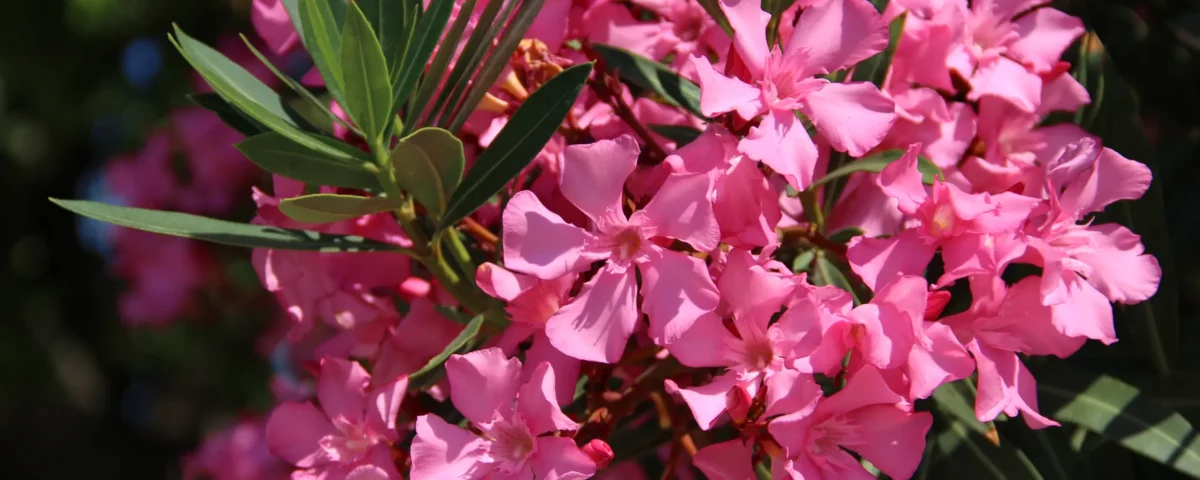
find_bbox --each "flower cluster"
[102,0,1160,478]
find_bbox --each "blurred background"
[0,0,1197,478]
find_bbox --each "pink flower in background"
[251,0,300,55]
[502,135,720,362]
[184,418,290,480]
[111,229,213,326]
[585,0,730,81]
[410,348,596,479]
[692,0,895,190]
[266,358,407,480]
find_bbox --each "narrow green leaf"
[171,26,353,160]
[50,199,405,252]
[446,0,549,131]
[1034,363,1200,477]
[236,132,380,190]
[393,0,455,111]
[810,149,942,188]
[827,226,864,245]
[928,408,1047,480]
[425,0,511,127]
[696,0,733,36]
[592,43,705,118]
[299,0,346,102]
[648,124,702,147]
[389,127,465,216]
[358,0,411,81]
[341,1,395,142]
[187,93,265,136]
[810,250,860,304]
[409,314,485,382]
[407,0,476,133]
[437,63,592,231]
[850,13,904,87]
[279,194,403,223]
[238,35,363,138]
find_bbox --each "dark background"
[0,0,1198,478]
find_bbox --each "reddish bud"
[726,384,753,424]
[582,439,614,469]
[925,289,952,321]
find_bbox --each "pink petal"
[527,0,572,48]
[317,358,370,424]
[1076,224,1161,304]
[517,362,580,435]
[693,440,756,480]
[476,263,539,301]
[545,266,640,363]
[251,0,300,55]
[1087,148,1153,214]
[719,0,772,75]
[638,248,721,344]
[523,332,583,406]
[560,136,639,229]
[876,143,929,215]
[1051,276,1117,345]
[667,314,737,368]
[409,415,491,480]
[345,445,404,480]
[446,348,523,426]
[970,342,1059,429]
[633,173,720,251]
[847,229,936,292]
[1007,8,1084,73]
[714,156,784,247]
[365,375,407,442]
[819,364,909,416]
[996,277,1086,358]
[502,191,597,280]
[845,405,933,479]
[853,303,915,370]
[968,56,1042,113]
[905,322,975,399]
[786,0,889,73]
[802,81,897,157]
[766,405,819,455]
[665,373,740,429]
[1038,70,1091,115]
[739,110,819,190]
[764,369,824,417]
[692,55,763,118]
[531,436,599,480]
[584,3,674,59]
[265,402,336,468]
[718,248,796,318]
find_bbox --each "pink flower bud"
[582,439,614,469]
[925,290,952,321]
[725,384,753,423]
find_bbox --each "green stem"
[799,189,825,231]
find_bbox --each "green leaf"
[810,250,860,304]
[592,43,705,119]
[408,314,485,386]
[358,0,414,81]
[1034,363,1200,477]
[187,93,265,136]
[425,0,511,127]
[238,35,362,138]
[696,0,733,36]
[299,0,346,103]
[279,193,403,223]
[50,199,405,252]
[445,0,549,131]
[850,13,904,87]
[170,26,353,161]
[389,127,465,216]
[827,226,864,245]
[927,408,1047,480]
[406,0,476,131]
[648,124,702,147]
[437,62,593,231]
[810,149,942,188]
[236,132,380,190]
[393,0,455,111]
[341,1,395,142]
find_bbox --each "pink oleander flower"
[252,0,300,55]
[692,0,896,191]
[112,229,213,326]
[184,418,291,480]
[847,144,1040,291]
[171,107,260,215]
[941,276,1085,428]
[585,0,730,81]
[265,358,407,480]
[1019,137,1160,344]
[695,366,932,480]
[410,348,597,479]
[501,135,720,362]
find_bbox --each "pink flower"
[501,135,720,362]
[585,0,730,81]
[692,0,895,190]
[847,144,1039,291]
[942,276,1084,428]
[410,348,597,480]
[252,0,301,56]
[1020,137,1160,344]
[265,358,407,480]
[112,229,213,326]
[184,418,290,480]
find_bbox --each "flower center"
[926,203,956,238]
[482,414,538,474]
[613,228,644,261]
[808,415,862,456]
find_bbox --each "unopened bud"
[582,439,614,469]
[726,385,753,424]
[925,290,952,320]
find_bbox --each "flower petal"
[317,358,370,424]
[523,332,583,406]
[502,191,597,280]
[365,375,407,442]
[692,55,764,118]
[802,81,896,157]
[1007,8,1084,73]
[634,173,720,251]
[638,248,721,344]
[786,0,889,73]
[665,373,740,430]
[845,405,933,480]
[719,0,772,75]
[560,135,639,229]
[409,415,491,480]
[446,348,524,426]
[876,143,929,215]
[739,110,819,190]
[517,362,580,435]
[531,436,599,480]
[693,440,756,480]
[545,266,640,363]
[265,402,336,468]
[847,229,936,292]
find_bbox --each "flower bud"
[726,384,753,424]
[582,439,614,469]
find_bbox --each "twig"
[460,217,499,246]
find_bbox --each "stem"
[582,44,669,164]
[799,189,825,231]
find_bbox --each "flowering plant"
[58,0,1199,478]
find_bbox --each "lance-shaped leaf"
[423,0,510,128]
[810,148,942,188]
[407,0,477,132]
[187,93,265,137]
[298,0,346,103]
[592,43,705,118]
[407,314,485,391]
[171,26,350,161]
[341,0,394,142]
[392,0,455,110]
[389,127,465,216]
[236,132,379,190]
[810,250,862,305]
[437,62,593,231]
[358,0,416,82]
[279,193,404,224]
[1034,363,1200,478]
[50,199,407,253]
